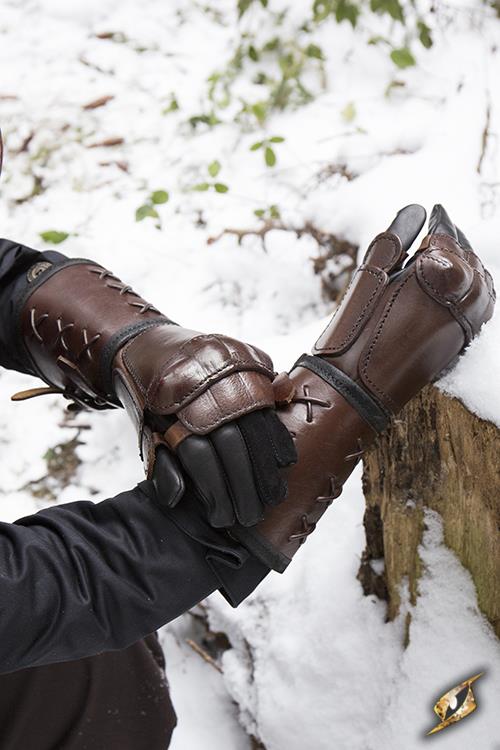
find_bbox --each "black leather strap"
[293,353,390,434]
[100,317,177,397]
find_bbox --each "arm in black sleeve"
[0,238,66,373]
[0,238,269,674]
[0,479,268,674]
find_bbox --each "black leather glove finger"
[387,204,427,254]
[151,446,185,509]
[176,412,296,527]
[176,435,236,527]
[455,225,473,250]
[429,203,473,251]
[428,203,458,239]
[210,423,268,526]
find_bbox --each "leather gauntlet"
[231,205,496,571]
[14,259,296,526]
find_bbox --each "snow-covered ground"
[0,0,499,748]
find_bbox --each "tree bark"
[359,385,500,639]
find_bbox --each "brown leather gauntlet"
[14,259,294,488]
[231,205,496,571]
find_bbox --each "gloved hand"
[14,259,296,528]
[231,205,496,571]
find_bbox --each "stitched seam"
[164,332,272,375]
[420,250,495,305]
[122,327,157,397]
[180,398,271,431]
[419,258,471,340]
[361,274,414,408]
[419,257,457,306]
[427,237,491,286]
[373,233,399,269]
[150,362,273,410]
[472,268,495,303]
[122,326,274,408]
[319,267,385,353]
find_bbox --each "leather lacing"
[89,268,160,315]
[287,434,366,545]
[29,267,160,361]
[30,311,101,362]
[291,384,330,423]
[16,266,162,410]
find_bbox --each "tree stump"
[359,385,500,639]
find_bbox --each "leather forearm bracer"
[14,259,290,479]
[231,205,496,571]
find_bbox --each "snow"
[209,476,500,749]
[160,613,251,750]
[0,0,499,748]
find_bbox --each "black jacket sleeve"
[0,238,269,674]
[0,239,67,374]
[0,480,267,674]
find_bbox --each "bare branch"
[185,638,223,673]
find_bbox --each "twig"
[477,97,491,174]
[185,638,223,673]
[83,95,115,110]
[207,219,353,255]
[87,137,124,148]
[58,423,92,430]
[79,56,114,75]
[208,219,287,251]
[15,132,34,154]
[99,160,129,172]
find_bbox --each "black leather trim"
[229,525,291,573]
[294,353,390,434]
[100,318,176,397]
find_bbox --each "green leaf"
[335,0,360,27]
[162,95,179,115]
[341,101,357,123]
[254,208,265,218]
[208,160,221,177]
[278,52,295,75]
[188,113,221,129]
[237,0,254,18]
[248,44,259,62]
[135,205,159,222]
[151,190,169,205]
[368,35,389,46]
[214,182,229,193]
[390,47,416,69]
[250,140,263,151]
[264,146,276,167]
[193,182,210,192]
[312,0,333,22]
[251,102,268,124]
[385,78,406,97]
[269,135,285,143]
[263,37,280,53]
[305,43,324,60]
[370,0,404,22]
[418,20,433,49]
[269,204,281,219]
[39,230,69,244]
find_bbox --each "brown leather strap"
[163,421,193,451]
